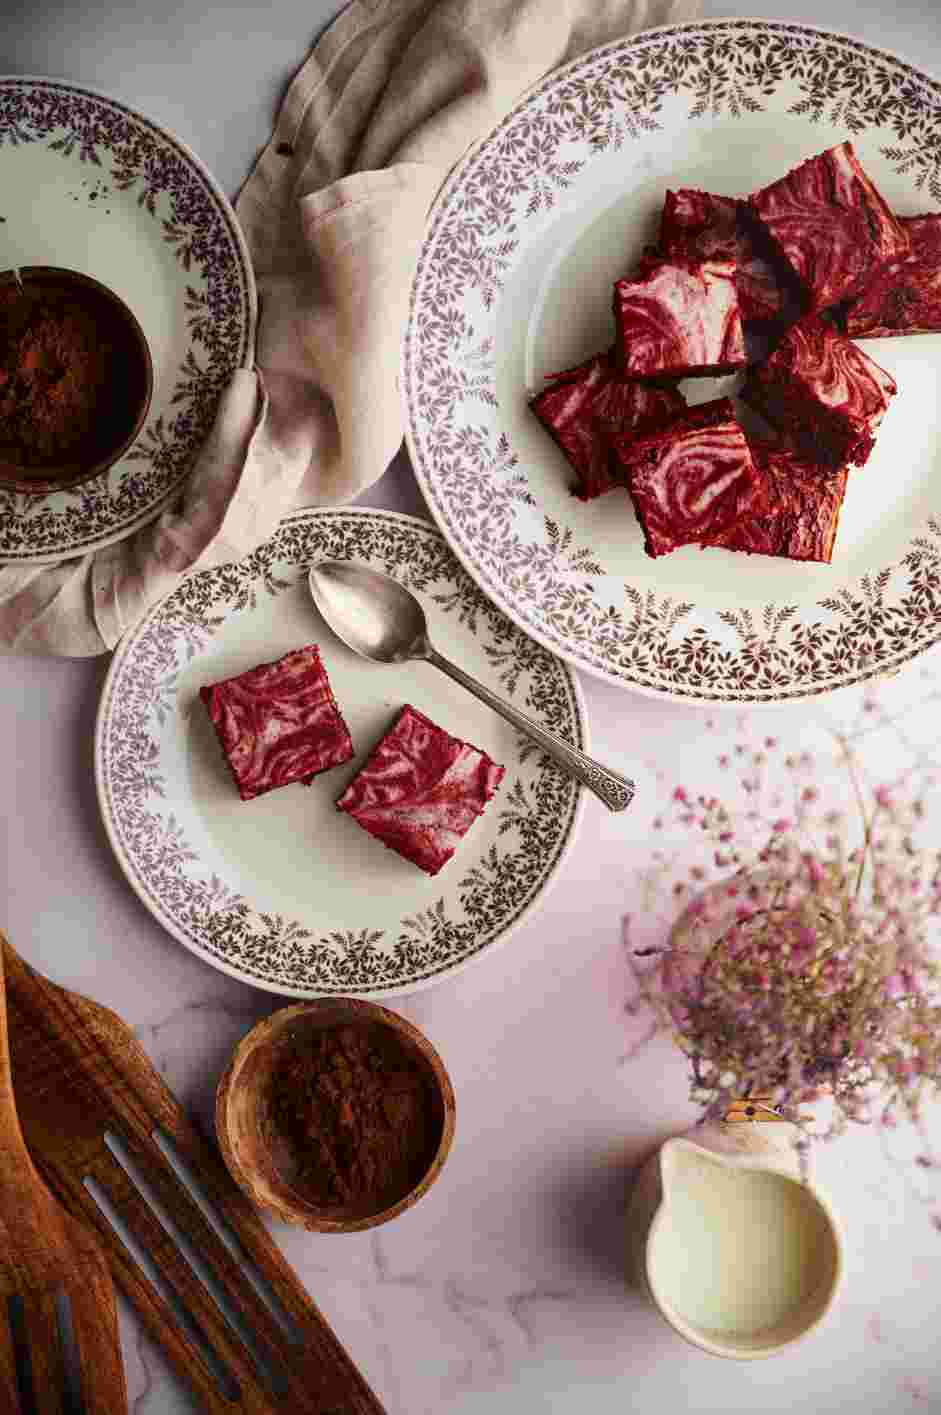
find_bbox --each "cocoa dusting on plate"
[269,1024,441,1210]
[0,279,135,468]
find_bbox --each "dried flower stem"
[633,732,941,1159]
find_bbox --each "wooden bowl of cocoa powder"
[0,266,153,494]
[216,998,456,1233]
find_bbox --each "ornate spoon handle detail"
[427,648,635,812]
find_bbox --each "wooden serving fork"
[0,941,128,1413]
[1,934,388,1414]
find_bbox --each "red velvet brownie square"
[741,313,897,469]
[748,142,910,312]
[529,350,686,500]
[613,256,745,378]
[336,706,505,877]
[712,442,849,564]
[612,398,758,559]
[841,214,941,337]
[659,189,788,322]
[200,645,353,801]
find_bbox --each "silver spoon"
[308,560,635,812]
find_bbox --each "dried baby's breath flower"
[632,735,941,1159]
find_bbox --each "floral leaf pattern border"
[96,510,583,996]
[0,78,254,563]
[403,21,941,703]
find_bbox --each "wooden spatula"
[0,942,128,1413]
[1,935,388,1414]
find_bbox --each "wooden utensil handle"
[1,939,389,1414]
[0,949,40,1188]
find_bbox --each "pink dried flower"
[804,855,824,888]
[629,732,941,1167]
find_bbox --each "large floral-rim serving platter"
[403,21,941,703]
[0,77,255,564]
[95,509,585,998]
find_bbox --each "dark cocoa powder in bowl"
[0,273,147,473]
[266,1023,444,1212]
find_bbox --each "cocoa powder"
[0,277,140,469]
[269,1023,441,1210]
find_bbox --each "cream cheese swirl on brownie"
[842,214,941,337]
[712,442,849,564]
[200,645,353,801]
[336,705,504,877]
[749,141,910,312]
[529,350,685,500]
[659,189,787,322]
[742,314,896,469]
[613,256,745,378]
[612,398,758,559]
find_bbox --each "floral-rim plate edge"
[94,508,586,999]
[402,20,941,705]
[0,75,256,565]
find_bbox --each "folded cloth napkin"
[0,0,700,656]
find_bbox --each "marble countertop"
[4,2,941,1410]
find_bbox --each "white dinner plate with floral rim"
[95,509,586,998]
[0,76,255,565]
[402,20,941,705]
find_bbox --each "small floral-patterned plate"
[94,509,586,998]
[403,21,941,704]
[0,77,255,565]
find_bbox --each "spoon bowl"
[308,560,636,812]
[309,560,430,664]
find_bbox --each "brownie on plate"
[748,141,910,313]
[612,397,758,559]
[741,313,897,469]
[840,214,941,338]
[529,349,686,500]
[200,644,353,802]
[336,705,505,877]
[612,255,746,378]
[658,188,790,323]
[712,441,849,564]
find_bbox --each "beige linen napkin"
[0,0,700,656]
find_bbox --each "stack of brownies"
[530,141,941,563]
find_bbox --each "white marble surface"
[4,2,941,1411]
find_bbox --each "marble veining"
[5,2,941,1406]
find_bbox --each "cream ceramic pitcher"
[627,1117,843,1358]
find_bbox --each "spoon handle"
[427,649,635,812]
